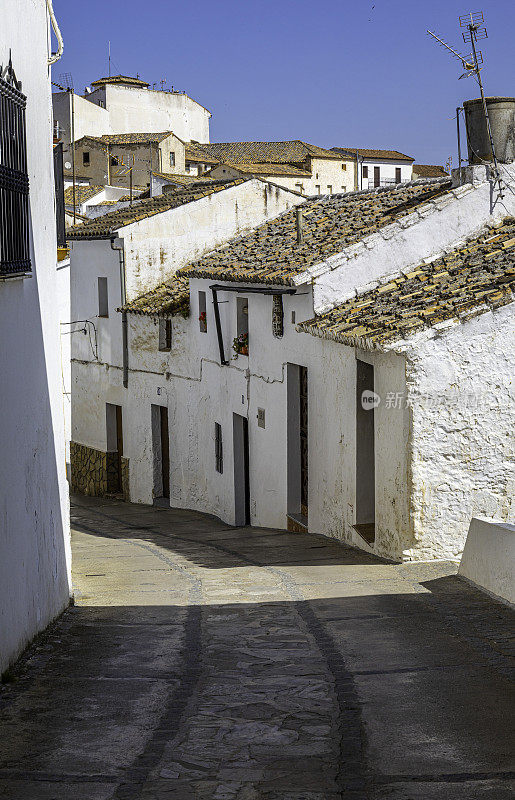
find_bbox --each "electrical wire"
[46,0,64,64]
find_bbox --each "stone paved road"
[0,497,514,800]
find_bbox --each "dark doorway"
[287,364,308,531]
[374,166,380,187]
[106,403,123,493]
[355,360,375,543]
[233,413,250,526]
[299,366,308,518]
[151,404,170,504]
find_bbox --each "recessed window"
[362,165,368,179]
[315,185,321,194]
[83,151,90,166]
[341,186,346,192]
[170,152,175,167]
[234,297,249,356]
[199,291,207,332]
[215,423,223,473]
[110,155,119,167]
[295,183,303,193]
[185,163,191,173]
[158,318,172,351]
[98,277,108,317]
[327,185,333,194]
[341,163,347,171]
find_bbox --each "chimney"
[296,207,304,244]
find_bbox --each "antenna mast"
[108,41,111,77]
[427,11,502,188]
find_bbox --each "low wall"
[70,442,130,500]
[459,518,515,605]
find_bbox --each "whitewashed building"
[184,141,355,195]
[69,161,515,562]
[53,74,211,171]
[0,0,71,672]
[332,147,414,189]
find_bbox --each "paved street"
[0,497,514,799]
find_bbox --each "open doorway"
[287,364,308,531]
[233,413,250,526]
[355,359,375,543]
[106,403,123,493]
[151,404,170,505]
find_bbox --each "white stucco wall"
[402,303,515,561]
[119,180,304,299]
[459,518,515,605]
[360,158,413,189]
[100,85,210,143]
[0,0,71,672]
[52,90,110,151]
[208,157,355,196]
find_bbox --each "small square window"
[158,318,172,350]
[199,291,207,332]
[83,151,90,166]
[110,155,119,167]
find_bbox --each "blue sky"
[52,0,514,166]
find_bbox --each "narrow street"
[0,497,513,800]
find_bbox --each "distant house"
[72,131,186,189]
[412,164,449,179]
[331,147,414,189]
[184,140,355,195]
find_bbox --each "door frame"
[233,413,250,526]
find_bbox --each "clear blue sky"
[52,0,514,166]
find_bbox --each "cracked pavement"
[0,496,514,799]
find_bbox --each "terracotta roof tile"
[186,140,345,165]
[180,178,452,285]
[332,147,415,161]
[298,217,515,348]
[63,184,103,207]
[413,164,449,178]
[91,75,149,88]
[121,275,190,317]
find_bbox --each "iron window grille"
[0,56,31,277]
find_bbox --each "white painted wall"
[208,157,355,196]
[403,303,515,561]
[52,90,110,152]
[118,180,304,300]
[0,0,71,672]
[459,518,515,605]
[359,158,413,189]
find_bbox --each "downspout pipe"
[111,237,129,388]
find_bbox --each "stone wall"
[70,441,108,497]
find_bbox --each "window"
[185,163,191,173]
[272,294,283,338]
[341,186,346,192]
[374,166,380,187]
[83,151,90,166]
[158,318,172,350]
[327,185,332,194]
[234,297,249,356]
[110,155,119,167]
[169,152,175,167]
[341,163,347,171]
[98,100,105,108]
[362,165,368,179]
[198,291,207,332]
[0,58,31,277]
[315,185,321,194]
[295,183,304,193]
[98,277,108,317]
[395,167,402,183]
[215,423,223,473]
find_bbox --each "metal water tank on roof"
[463,96,515,164]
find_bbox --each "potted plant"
[232,332,249,356]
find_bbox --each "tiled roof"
[90,75,149,88]
[185,144,223,164]
[185,140,344,165]
[67,179,247,239]
[332,147,415,161]
[298,217,515,349]
[121,275,190,317]
[181,178,452,285]
[95,131,173,145]
[220,162,312,178]
[64,184,103,207]
[413,164,449,178]
[153,172,219,186]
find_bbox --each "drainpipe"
[355,150,360,190]
[111,237,129,388]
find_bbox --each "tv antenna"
[427,11,502,186]
[59,72,74,89]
